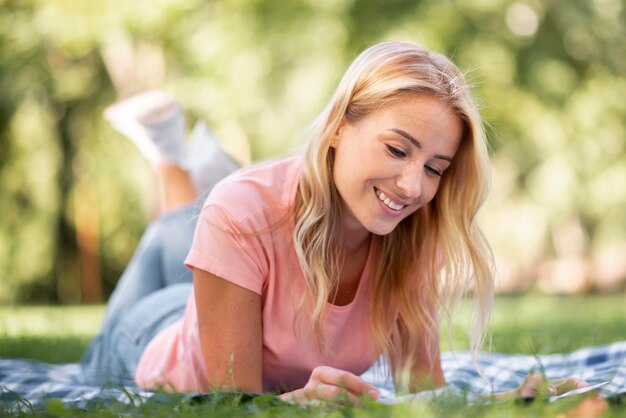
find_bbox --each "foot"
[187,121,240,196]
[104,90,189,166]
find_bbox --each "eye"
[425,165,443,177]
[386,145,407,158]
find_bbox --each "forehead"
[357,94,463,151]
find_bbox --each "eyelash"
[386,145,407,158]
[386,145,443,177]
[426,166,442,177]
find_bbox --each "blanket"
[1,341,625,411]
[367,341,626,403]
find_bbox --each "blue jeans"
[80,204,199,386]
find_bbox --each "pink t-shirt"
[135,157,379,393]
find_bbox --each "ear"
[331,118,347,148]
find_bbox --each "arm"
[193,267,263,392]
[405,325,586,400]
[407,340,587,401]
[400,292,446,392]
[195,267,379,401]
[408,336,446,392]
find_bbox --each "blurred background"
[0,0,625,305]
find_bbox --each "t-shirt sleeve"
[185,200,270,295]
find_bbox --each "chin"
[367,222,400,236]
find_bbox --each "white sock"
[104,91,189,166]
[140,104,189,166]
[187,121,240,197]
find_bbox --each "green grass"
[1,294,625,417]
[444,293,626,354]
[0,305,102,363]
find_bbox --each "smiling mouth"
[375,188,406,211]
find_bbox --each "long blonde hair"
[293,40,494,387]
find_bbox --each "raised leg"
[82,90,239,384]
[101,204,197,327]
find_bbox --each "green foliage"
[1,0,625,303]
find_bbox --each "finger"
[573,378,589,389]
[310,366,380,398]
[551,378,589,394]
[560,378,587,390]
[304,383,361,404]
[550,378,569,388]
[519,371,543,397]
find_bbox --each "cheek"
[423,180,442,203]
[333,143,364,183]
[332,153,357,199]
[332,152,348,184]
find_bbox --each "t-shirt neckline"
[326,236,376,312]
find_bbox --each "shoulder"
[203,156,303,224]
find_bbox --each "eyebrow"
[387,128,453,163]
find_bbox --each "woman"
[81,40,579,402]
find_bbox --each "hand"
[279,366,381,405]
[517,371,589,398]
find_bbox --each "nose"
[395,163,422,199]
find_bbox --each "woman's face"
[332,94,462,238]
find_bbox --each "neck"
[339,223,372,254]
[336,201,372,253]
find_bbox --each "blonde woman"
[81,41,583,402]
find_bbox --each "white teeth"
[376,190,405,211]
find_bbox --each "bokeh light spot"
[505,2,539,37]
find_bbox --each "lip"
[374,187,407,218]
